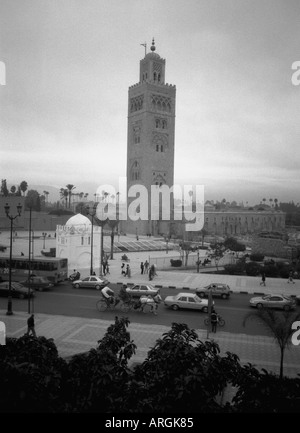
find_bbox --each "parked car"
[249,294,296,311]
[164,292,214,312]
[20,276,54,292]
[125,284,158,297]
[0,281,35,299]
[196,283,231,299]
[72,276,110,290]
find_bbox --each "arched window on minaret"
[153,72,157,82]
[131,161,141,181]
[158,73,161,83]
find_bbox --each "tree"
[125,323,240,412]
[10,185,16,195]
[60,188,68,208]
[209,242,224,271]
[0,335,67,412]
[19,180,28,196]
[25,190,41,211]
[179,242,193,266]
[1,179,9,196]
[243,309,300,379]
[66,184,76,209]
[224,237,246,259]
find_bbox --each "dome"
[65,213,91,228]
[145,52,161,60]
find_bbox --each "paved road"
[1,281,299,337]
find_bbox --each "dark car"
[0,281,35,299]
[72,276,110,290]
[196,283,231,299]
[20,276,54,292]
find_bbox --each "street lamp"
[42,232,47,249]
[4,202,22,316]
[86,204,97,276]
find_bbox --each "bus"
[0,256,68,284]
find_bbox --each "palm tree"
[66,184,76,209]
[84,193,89,201]
[10,185,16,195]
[274,198,278,209]
[20,180,28,196]
[269,198,273,208]
[262,198,266,206]
[60,188,68,208]
[243,308,300,379]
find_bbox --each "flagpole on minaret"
[140,42,147,56]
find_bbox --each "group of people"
[139,261,157,281]
[121,263,131,277]
[100,284,162,315]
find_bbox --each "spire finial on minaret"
[151,38,156,52]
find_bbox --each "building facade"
[125,39,176,236]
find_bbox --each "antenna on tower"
[140,42,147,56]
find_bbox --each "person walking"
[140,261,144,275]
[287,270,295,284]
[210,309,218,334]
[259,271,266,286]
[26,314,36,337]
[121,262,126,276]
[144,260,149,274]
[126,264,131,278]
[148,267,153,281]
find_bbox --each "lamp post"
[42,232,47,249]
[4,202,22,316]
[86,204,97,276]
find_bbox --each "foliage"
[249,253,265,262]
[19,181,28,196]
[232,364,300,412]
[0,335,67,412]
[1,179,9,196]
[243,309,300,379]
[223,262,245,275]
[63,316,136,412]
[170,259,182,267]
[245,261,262,276]
[124,323,241,413]
[224,237,246,256]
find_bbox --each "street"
[0,280,295,337]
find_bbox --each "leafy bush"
[223,263,245,275]
[245,262,262,276]
[170,259,182,267]
[263,265,279,278]
[249,253,265,262]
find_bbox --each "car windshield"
[13,283,23,289]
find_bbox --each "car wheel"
[38,287,44,292]
[198,292,205,298]
[74,283,80,289]
[202,306,208,313]
[283,305,291,311]
[95,285,100,290]
[172,304,179,311]
[19,294,25,299]
[257,303,263,309]
[221,294,228,299]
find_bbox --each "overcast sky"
[1,0,299,205]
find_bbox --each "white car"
[164,292,214,312]
[125,284,158,297]
[72,276,110,290]
[249,294,296,311]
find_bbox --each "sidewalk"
[1,309,300,378]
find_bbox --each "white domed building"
[56,213,101,275]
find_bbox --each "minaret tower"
[126,39,176,235]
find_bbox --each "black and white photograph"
[0,0,300,416]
